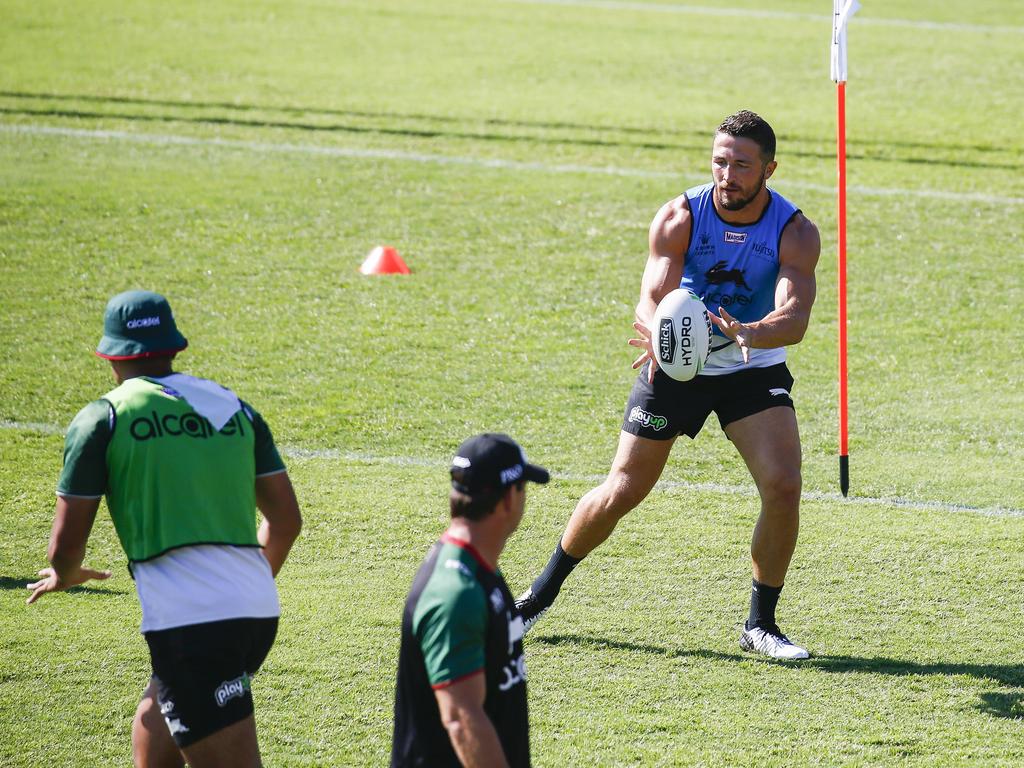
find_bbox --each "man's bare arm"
[256,471,302,577]
[27,496,111,604]
[709,213,820,361]
[434,672,510,768]
[629,196,692,381]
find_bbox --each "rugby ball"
[651,289,712,381]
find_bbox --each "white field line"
[2,124,1022,207]
[503,0,1024,34]
[4,420,1021,518]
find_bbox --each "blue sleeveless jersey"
[680,182,800,373]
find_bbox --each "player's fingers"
[83,569,112,581]
[631,321,650,339]
[26,580,44,591]
[631,351,649,369]
[719,306,736,323]
[26,586,46,605]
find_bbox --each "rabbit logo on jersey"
[628,406,667,431]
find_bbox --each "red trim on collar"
[440,532,495,573]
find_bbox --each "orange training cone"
[360,245,410,275]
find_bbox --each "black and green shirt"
[58,376,285,562]
[391,533,529,767]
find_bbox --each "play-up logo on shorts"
[126,316,161,329]
[724,231,748,244]
[628,406,667,431]
[214,672,251,708]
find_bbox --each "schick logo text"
[126,316,161,329]
[129,410,247,441]
[214,673,251,707]
[628,406,667,431]
[724,231,747,244]
[658,318,676,364]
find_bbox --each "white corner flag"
[831,0,861,83]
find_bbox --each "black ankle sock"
[529,540,582,610]
[748,579,783,630]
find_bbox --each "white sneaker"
[515,590,549,635]
[739,624,809,660]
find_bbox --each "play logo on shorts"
[214,672,252,708]
[628,406,667,431]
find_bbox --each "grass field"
[1,1,1023,765]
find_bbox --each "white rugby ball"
[651,289,712,381]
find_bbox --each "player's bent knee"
[600,473,652,517]
[758,469,802,509]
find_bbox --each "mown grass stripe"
[2,123,1022,206]
[4,420,1019,518]
[504,0,1024,34]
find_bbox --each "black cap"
[450,433,550,497]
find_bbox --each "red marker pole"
[832,0,859,497]
[836,80,850,497]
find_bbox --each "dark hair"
[449,482,524,521]
[716,110,776,162]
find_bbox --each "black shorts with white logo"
[622,362,795,440]
[144,616,278,748]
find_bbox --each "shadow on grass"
[1,90,1019,170]
[978,692,1024,719]
[535,633,1024,717]
[0,575,126,596]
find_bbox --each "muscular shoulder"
[649,194,692,256]
[780,212,821,270]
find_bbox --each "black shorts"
[144,617,278,748]
[622,362,795,440]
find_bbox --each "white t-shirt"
[132,544,279,633]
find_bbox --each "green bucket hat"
[95,290,189,360]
